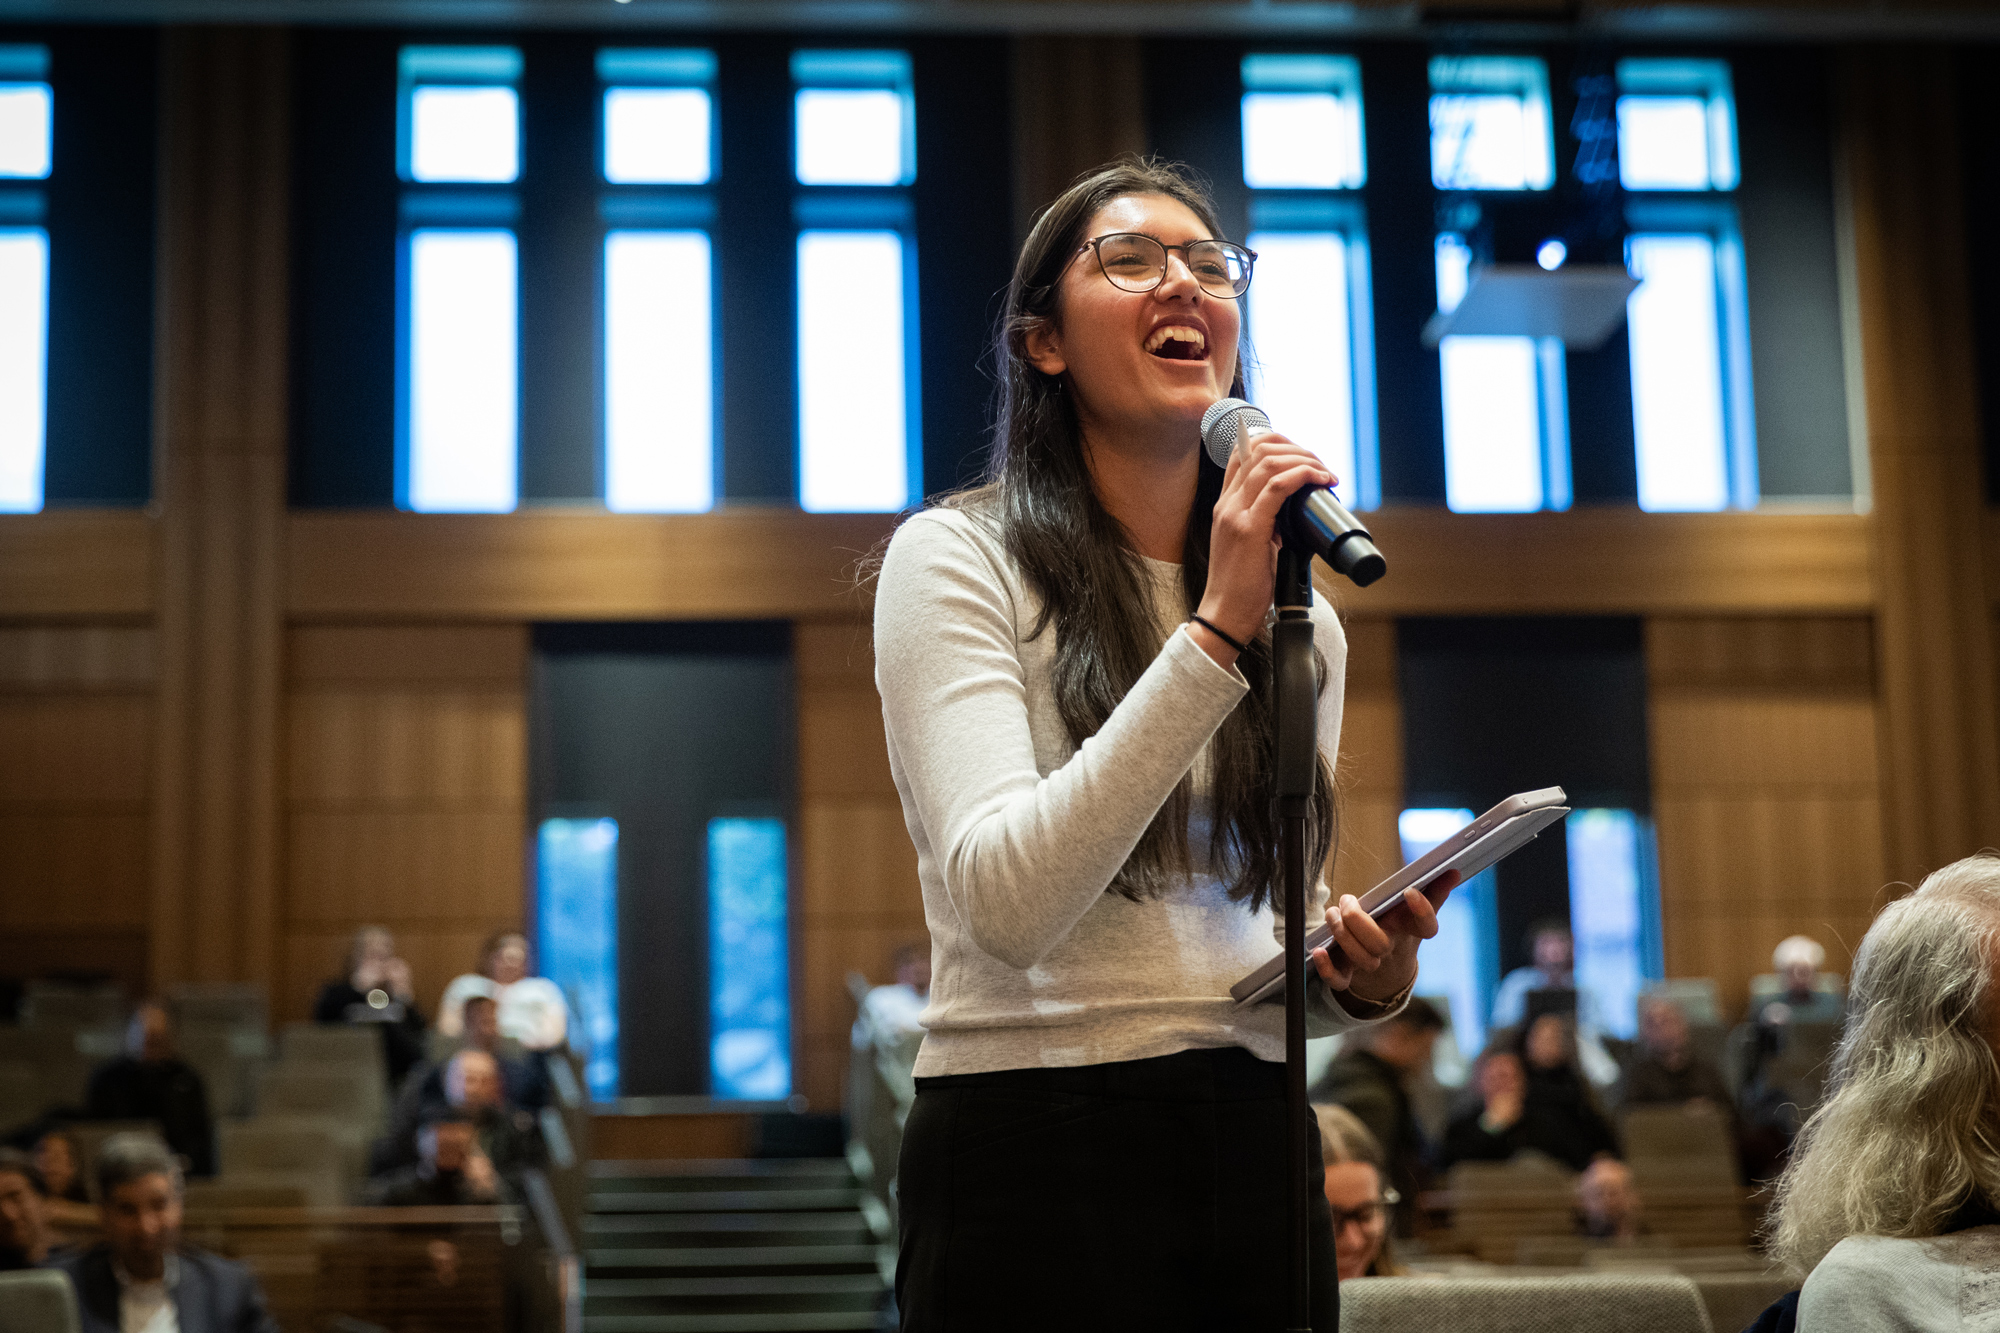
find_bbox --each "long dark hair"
[943,157,1336,911]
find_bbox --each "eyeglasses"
[1330,1187,1401,1231]
[1068,232,1257,299]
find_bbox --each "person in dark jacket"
[0,1148,52,1270]
[1309,997,1443,1236]
[51,1132,278,1333]
[1441,1021,1620,1173]
[313,923,429,1087]
[1615,994,1734,1111]
[85,1001,216,1177]
[366,1111,509,1206]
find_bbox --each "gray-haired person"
[1766,853,2000,1329]
[49,1132,278,1333]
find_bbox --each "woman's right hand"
[1192,429,1335,666]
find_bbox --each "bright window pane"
[410,85,519,183]
[407,229,517,512]
[1567,809,1659,1041]
[0,84,51,179]
[795,89,907,185]
[1617,96,1712,191]
[605,230,713,513]
[1242,93,1359,190]
[1441,337,1542,512]
[1435,232,1472,314]
[1246,231,1356,490]
[709,817,792,1101]
[1402,808,1498,1055]
[537,817,619,1101]
[1627,234,1728,511]
[798,230,909,512]
[604,87,711,184]
[0,228,46,512]
[1429,57,1553,191]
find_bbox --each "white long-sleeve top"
[874,505,1378,1078]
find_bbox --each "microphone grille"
[1200,398,1270,469]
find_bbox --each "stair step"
[589,1245,878,1272]
[592,1160,852,1188]
[593,1189,861,1213]
[590,1276,884,1299]
[583,1314,879,1333]
[585,1214,872,1247]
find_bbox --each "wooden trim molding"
[0,512,153,618]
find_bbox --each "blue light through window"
[404,229,518,512]
[399,47,521,184]
[1401,808,1501,1056]
[793,50,914,186]
[1566,809,1663,1041]
[1435,233,1569,512]
[605,230,714,513]
[600,48,716,185]
[709,817,792,1101]
[798,229,911,513]
[538,817,620,1101]
[1240,54,1365,190]
[1616,59,1738,192]
[1429,57,1554,192]
[0,46,51,181]
[1245,226,1371,506]
[0,227,47,512]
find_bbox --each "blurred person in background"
[1490,921,1620,1086]
[314,924,429,1087]
[0,1147,52,1270]
[1616,993,1734,1113]
[1765,855,2000,1330]
[52,1132,277,1333]
[372,1046,541,1182]
[436,930,567,1052]
[33,1128,88,1204]
[857,941,932,1039]
[1441,1024,1619,1172]
[1576,1157,1647,1242]
[1751,935,1846,1027]
[367,1111,507,1207]
[1313,1104,1407,1280]
[86,1001,215,1177]
[1309,997,1443,1236]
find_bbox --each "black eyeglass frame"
[1328,1186,1402,1231]
[1055,232,1259,300]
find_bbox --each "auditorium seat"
[219,1117,354,1206]
[1437,1158,1579,1263]
[166,983,269,1035]
[0,1060,40,1136]
[1338,1273,1714,1333]
[177,1023,269,1120]
[0,1269,81,1333]
[182,1177,314,1209]
[254,1064,384,1130]
[279,1022,383,1068]
[20,982,125,1029]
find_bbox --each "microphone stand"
[1272,542,1323,1333]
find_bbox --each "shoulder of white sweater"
[1800,1231,2000,1328]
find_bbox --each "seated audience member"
[1310,997,1444,1237]
[437,931,567,1052]
[1576,1157,1647,1242]
[0,1148,52,1270]
[85,1001,215,1177]
[430,994,549,1109]
[367,1112,507,1206]
[1441,1022,1620,1172]
[52,1132,278,1333]
[856,942,932,1039]
[1490,921,1620,1086]
[374,1046,542,1180]
[1314,1104,1407,1280]
[1617,993,1734,1111]
[1750,935,1846,1027]
[314,924,429,1087]
[33,1128,88,1204]
[1768,855,2000,1329]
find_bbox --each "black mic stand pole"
[1272,541,1323,1333]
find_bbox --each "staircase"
[582,1159,893,1333]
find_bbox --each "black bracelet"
[1190,615,1249,654]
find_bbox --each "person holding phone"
[872,157,1456,1332]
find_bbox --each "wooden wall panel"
[794,619,926,1112]
[0,513,153,619]
[279,625,529,1026]
[1332,617,1405,903]
[1647,617,1885,1020]
[0,626,157,998]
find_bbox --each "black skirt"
[895,1044,1338,1332]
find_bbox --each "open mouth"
[1144,325,1208,361]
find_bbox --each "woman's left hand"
[1310,870,1462,1004]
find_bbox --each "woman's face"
[1324,1160,1387,1280]
[490,937,528,985]
[1025,193,1243,448]
[1525,1015,1568,1070]
[33,1134,74,1192]
[1480,1052,1526,1102]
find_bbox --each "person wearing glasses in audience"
[871,157,1456,1332]
[1314,1104,1409,1280]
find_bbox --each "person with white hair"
[1765,854,2000,1328]
[1750,934,1845,1026]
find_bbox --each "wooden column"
[149,28,290,991]
[1011,36,1147,241]
[1837,48,2000,890]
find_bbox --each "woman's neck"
[1079,418,1199,563]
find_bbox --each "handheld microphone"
[1199,398,1387,588]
